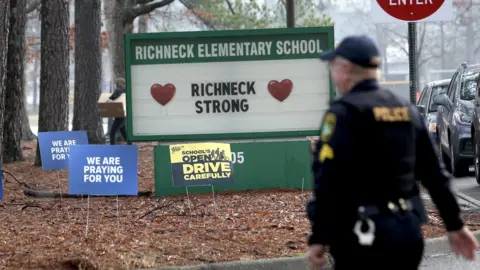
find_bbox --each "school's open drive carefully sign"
[124,27,334,141]
[169,142,234,187]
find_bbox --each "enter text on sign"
[388,0,433,5]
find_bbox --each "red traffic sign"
[377,0,445,21]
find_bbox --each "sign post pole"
[408,22,417,104]
[286,0,295,28]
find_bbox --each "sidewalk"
[420,251,480,270]
[145,232,480,270]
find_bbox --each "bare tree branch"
[225,0,235,15]
[378,24,407,40]
[473,43,480,55]
[386,35,409,56]
[416,24,427,59]
[344,0,470,71]
[128,0,176,22]
[136,0,157,4]
[455,1,474,25]
[419,54,437,67]
[26,0,41,14]
[179,0,216,30]
[378,23,430,63]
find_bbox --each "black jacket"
[308,79,463,246]
[109,88,125,101]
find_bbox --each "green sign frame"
[124,27,335,142]
[154,140,313,197]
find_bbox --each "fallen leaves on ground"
[0,141,479,270]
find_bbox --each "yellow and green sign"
[169,142,234,187]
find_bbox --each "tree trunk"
[108,0,132,138]
[440,22,445,70]
[0,0,10,167]
[3,0,27,163]
[103,0,114,135]
[72,0,104,144]
[35,0,70,166]
[453,25,457,66]
[375,25,388,77]
[103,0,113,76]
[107,0,173,83]
[465,15,474,62]
[138,14,147,33]
[110,0,127,79]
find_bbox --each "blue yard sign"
[38,131,89,171]
[68,145,138,196]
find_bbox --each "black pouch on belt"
[358,199,423,245]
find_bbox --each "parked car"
[416,79,450,141]
[470,68,480,184]
[434,62,479,177]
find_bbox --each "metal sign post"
[408,22,417,104]
[286,0,295,28]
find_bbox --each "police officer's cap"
[319,35,381,68]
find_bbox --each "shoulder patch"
[318,144,334,163]
[320,113,336,142]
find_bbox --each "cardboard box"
[98,93,126,118]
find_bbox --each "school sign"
[124,27,334,196]
[125,27,334,142]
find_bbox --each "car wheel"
[450,144,469,177]
[475,136,480,185]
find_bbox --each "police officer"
[306,35,479,269]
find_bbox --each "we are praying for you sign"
[38,131,89,171]
[68,145,138,196]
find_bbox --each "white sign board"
[124,27,335,142]
[371,0,453,23]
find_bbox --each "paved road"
[420,251,480,269]
[453,173,480,202]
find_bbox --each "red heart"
[267,79,293,102]
[150,83,176,106]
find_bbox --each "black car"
[416,79,450,141]
[434,63,479,177]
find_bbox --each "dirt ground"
[0,141,479,270]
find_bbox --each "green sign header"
[126,27,334,65]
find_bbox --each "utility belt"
[306,196,417,221]
[354,196,418,246]
[358,197,415,220]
